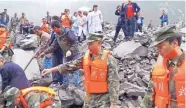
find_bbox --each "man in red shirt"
[121,0,140,41]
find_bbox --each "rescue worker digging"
[3,86,61,108]
[0,24,13,61]
[140,25,185,108]
[42,33,120,108]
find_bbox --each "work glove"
[66,50,72,57]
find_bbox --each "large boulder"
[113,40,141,58]
[15,34,38,49]
[19,34,38,49]
[12,49,40,80]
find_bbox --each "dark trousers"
[20,24,23,34]
[113,24,126,42]
[125,16,136,38]
[137,23,142,32]
[78,32,86,43]
[23,27,29,35]
[51,51,63,84]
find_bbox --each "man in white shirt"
[77,11,88,42]
[88,5,103,34]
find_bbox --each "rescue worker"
[140,25,185,108]
[33,26,52,85]
[0,24,13,61]
[40,18,50,33]
[61,9,73,29]
[39,20,80,88]
[0,55,30,91]
[3,86,61,108]
[42,33,120,108]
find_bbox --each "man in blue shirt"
[0,55,30,91]
[160,10,168,27]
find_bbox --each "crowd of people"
[0,0,183,108]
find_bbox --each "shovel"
[23,56,34,71]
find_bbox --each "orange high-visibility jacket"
[0,31,12,49]
[19,86,55,108]
[40,24,50,33]
[61,15,72,28]
[83,50,110,94]
[151,55,185,108]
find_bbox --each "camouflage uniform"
[140,25,184,108]
[9,16,19,33]
[3,87,61,108]
[56,33,120,108]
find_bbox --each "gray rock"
[127,89,146,97]
[127,73,136,81]
[131,46,148,57]
[142,75,150,84]
[113,40,141,58]
[135,77,148,87]
[126,101,136,108]
[18,34,38,49]
[57,89,74,108]
[12,49,40,80]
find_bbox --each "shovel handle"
[23,57,34,71]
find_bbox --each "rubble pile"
[101,22,158,107]
[12,21,185,108]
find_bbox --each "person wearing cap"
[88,5,103,34]
[39,20,80,88]
[33,25,52,85]
[140,25,185,108]
[3,86,61,108]
[40,18,50,33]
[42,33,120,108]
[33,26,51,58]
[0,24,13,61]
[0,55,30,92]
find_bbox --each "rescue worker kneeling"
[0,24,13,61]
[3,86,61,108]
